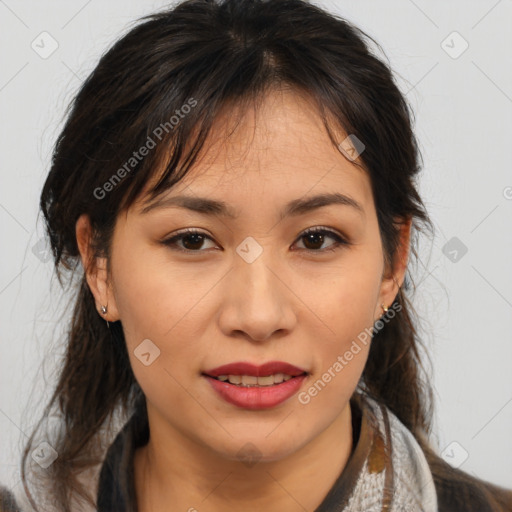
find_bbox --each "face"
[79,87,406,464]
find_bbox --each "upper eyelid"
[163,226,348,247]
[167,226,344,239]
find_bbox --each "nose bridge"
[220,236,296,341]
[235,236,280,304]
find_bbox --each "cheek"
[299,316,372,416]
[110,238,186,339]
[109,242,198,393]
[300,249,381,395]
[304,253,383,343]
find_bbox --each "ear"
[374,217,412,321]
[75,214,120,323]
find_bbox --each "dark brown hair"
[19,0,512,510]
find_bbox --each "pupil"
[304,233,323,250]
[183,234,204,250]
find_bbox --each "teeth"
[273,373,284,384]
[243,375,258,386]
[257,375,275,386]
[215,373,298,386]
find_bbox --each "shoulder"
[0,485,21,512]
[434,467,512,512]
[361,395,512,512]
[0,483,40,512]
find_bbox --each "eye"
[161,228,217,253]
[293,227,349,253]
[160,226,349,254]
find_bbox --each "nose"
[217,251,297,343]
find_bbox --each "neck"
[134,402,354,512]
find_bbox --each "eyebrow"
[140,192,365,220]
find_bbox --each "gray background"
[1,0,511,493]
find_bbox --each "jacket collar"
[96,392,381,511]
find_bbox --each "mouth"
[201,361,309,409]
[202,361,309,383]
[204,372,308,387]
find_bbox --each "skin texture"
[76,87,410,511]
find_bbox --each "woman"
[2,0,511,510]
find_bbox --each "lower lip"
[203,374,308,410]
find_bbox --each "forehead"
[136,87,374,215]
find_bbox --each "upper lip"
[203,361,308,378]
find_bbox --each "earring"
[378,277,400,319]
[100,305,110,329]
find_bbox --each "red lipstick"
[202,361,309,410]
[204,361,307,378]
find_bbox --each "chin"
[210,435,304,465]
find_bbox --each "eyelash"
[160,227,349,254]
